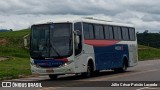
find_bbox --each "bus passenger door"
[73,28,86,73]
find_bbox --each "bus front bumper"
[31,62,75,75]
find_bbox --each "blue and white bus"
[30,17,138,79]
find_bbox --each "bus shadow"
[38,70,139,87]
[41,70,137,81]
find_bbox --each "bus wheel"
[82,63,93,77]
[49,74,58,80]
[114,61,128,73]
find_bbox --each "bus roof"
[33,17,134,28]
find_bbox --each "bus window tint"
[104,26,110,39]
[117,27,122,40]
[83,23,95,39]
[104,25,114,40]
[122,27,129,40]
[109,26,114,39]
[113,26,122,40]
[83,23,90,39]
[89,24,94,39]
[129,28,135,41]
[113,26,119,40]
[94,25,104,40]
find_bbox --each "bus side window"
[88,24,94,39]
[122,27,129,41]
[109,26,114,39]
[117,27,122,40]
[113,26,119,40]
[104,26,110,39]
[104,25,114,40]
[83,23,90,39]
[83,23,94,40]
[129,28,136,41]
[94,25,104,40]
[113,26,122,40]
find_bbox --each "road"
[1,60,160,90]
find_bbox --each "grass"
[0,29,31,80]
[0,29,160,80]
[0,58,30,80]
[138,45,160,60]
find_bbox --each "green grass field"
[0,30,160,80]
[0,30,31,80]
[138,45,160,60]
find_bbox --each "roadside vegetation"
[138,45,160,60]
[0,30,160,80]
[137,31,160,48]
[0,29,31,80]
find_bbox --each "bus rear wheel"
[49,74,58,80]
[114,61,128,73]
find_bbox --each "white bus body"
[30,17,138,79]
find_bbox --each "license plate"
[46,69,54,73]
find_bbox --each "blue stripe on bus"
[34,59,65,68]
[94,44,129,70]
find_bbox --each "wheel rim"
[87,66,91,77]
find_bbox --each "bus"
[30,17,138,79]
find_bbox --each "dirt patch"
[0,39,8,45]
[0,57,9,61]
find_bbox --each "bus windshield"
[30,23,72,59]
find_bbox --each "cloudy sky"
[0,0,160,32]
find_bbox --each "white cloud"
[0,0,159,32]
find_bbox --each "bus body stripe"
[33,58,68,68]
[84,40,120,47]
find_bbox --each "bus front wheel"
[82,61,94,77]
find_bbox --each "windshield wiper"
[50,42,61,57]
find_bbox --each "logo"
[2,82,11,87]
[1,82,42,87]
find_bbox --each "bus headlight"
[61,61,73,67]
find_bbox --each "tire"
[49,74,58,80]
[81,64,93,78]
[114,61,128,73]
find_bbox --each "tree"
[143,30,148,34]
[10,29,13,31]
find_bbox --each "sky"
[0,0,160,32]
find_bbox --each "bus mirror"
[75,35,80,44]
[75,35,80,49]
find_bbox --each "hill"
[0,29,10,32]
[0,29,31,80]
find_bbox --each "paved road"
[1,60,160,90]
